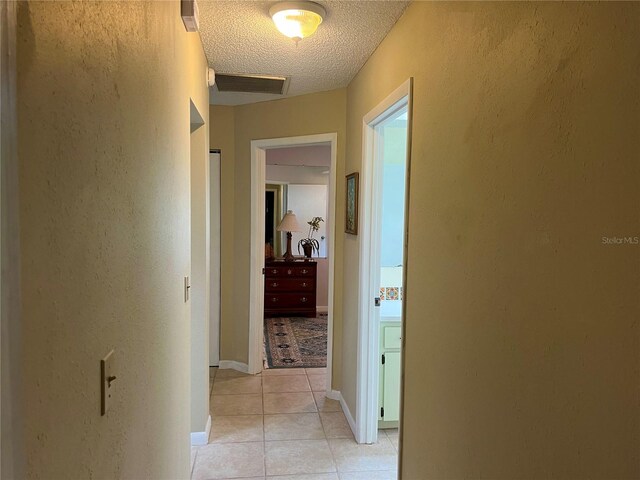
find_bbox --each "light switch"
[184,276,191,302]
[101,350,115,416]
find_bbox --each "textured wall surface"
[266,145,332,167]
[210,90,346,389]
[345,2,640,478]
[17,1,209,478]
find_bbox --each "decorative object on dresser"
[264,259,317,317]
[297,216,324,258]
[276,210,302,261]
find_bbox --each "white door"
[209,151,221,366]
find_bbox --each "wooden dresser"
[264,259,317,318]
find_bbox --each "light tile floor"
[191,367,399,480]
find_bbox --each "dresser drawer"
[265,265,316,277]
[265,293,315,308]
[265,278,315,292]
[295,265,315,276]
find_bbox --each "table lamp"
[276,210,302,260]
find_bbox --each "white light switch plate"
[101,350,115,415]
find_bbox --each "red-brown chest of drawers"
[264,260,317,317]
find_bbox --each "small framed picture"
[345,172,359,235]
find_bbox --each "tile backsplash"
[380,266,403,301]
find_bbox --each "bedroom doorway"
[357,79,412,447]
[249,133,338,397]
[263,145,331,371]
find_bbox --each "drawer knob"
[301,269,308,274]
[301,282,307,287]
[287,269,293,275]
[271,269,278,274]
[271,297,278,302]
[301,297,308,303]
[271,282,279,287]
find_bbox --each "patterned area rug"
[264,314,327,368]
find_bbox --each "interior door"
[209,151,221,366]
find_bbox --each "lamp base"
[283,231,295,260]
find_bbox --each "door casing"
[249,133,339,399]
[209,150,221,366]
[356,78,413,445]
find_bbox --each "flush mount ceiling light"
[269,1,326,44]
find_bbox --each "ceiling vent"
[215,74,290,95]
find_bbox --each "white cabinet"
[379,323,401,427]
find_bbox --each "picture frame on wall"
[345,172,359,235]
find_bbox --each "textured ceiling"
[199,1,410,105]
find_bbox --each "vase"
[302,243,313,258]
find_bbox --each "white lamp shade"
[277,210,302,232]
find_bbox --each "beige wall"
[210,90,346,387]
[17,1,209,478]
[344,2,640,478]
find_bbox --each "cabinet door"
[382,351,401,422]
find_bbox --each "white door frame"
[356,79,412,444]
[249,133,338,395]
[209,150,221,366]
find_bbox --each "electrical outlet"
[101,350,116,415]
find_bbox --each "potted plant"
[297,216,324,258]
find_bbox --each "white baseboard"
[190,415,211,446]
[218,360,249,373]
[326,389,341,401]
[317,306,328,313]
[332,391,357,440]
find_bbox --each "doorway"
[357,79,412,445]
[190,100,210,445]
[265,184,285,258]
[249,133,338,396]
[209,150,221,367]
[263,146,330,370]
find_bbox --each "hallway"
[191,368,398,479]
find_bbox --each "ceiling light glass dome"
[269,1,326,43]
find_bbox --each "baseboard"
[190,415,211,446]
[317,306,328,313]
[218,360,249,373]
[335,391,357,439]
[326,389,341,401]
